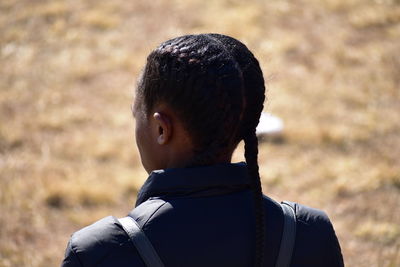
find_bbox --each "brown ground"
[1,0,399,266]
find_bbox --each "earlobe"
[157,134,165,145]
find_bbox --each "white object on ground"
[256,112,284,136]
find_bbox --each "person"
[61,34,344,267]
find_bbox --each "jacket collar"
[135,162,250,206]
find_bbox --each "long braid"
[241,57,266,267]
[209,34,266,267]
[244,132,264,267]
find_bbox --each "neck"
[183,151,233,168]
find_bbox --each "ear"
[153,112,172,145]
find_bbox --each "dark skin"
[133,97,234,173]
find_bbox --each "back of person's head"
[136,33,266,266]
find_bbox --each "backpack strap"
[118,216,165,267]
[275,201,297,267]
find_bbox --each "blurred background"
[1,0,399,266]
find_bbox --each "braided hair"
[137,34,266,266]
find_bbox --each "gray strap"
[118,217,165,267]
[275,201,297,267]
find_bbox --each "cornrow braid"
[209,34,266,267]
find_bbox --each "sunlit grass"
[1,0,399,266]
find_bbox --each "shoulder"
[62,215,147,267]
[292,202,336,241]
[62,216,128,266]
[70,216,126,250]
[62,198,168,267]
[291,202,344,266]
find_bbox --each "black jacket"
[62,162,344,267]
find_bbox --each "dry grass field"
[1,0,399,266]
